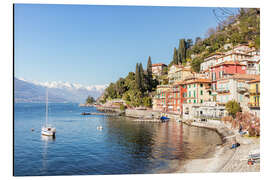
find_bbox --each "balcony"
[249,89,260,95]
[237,87,248,93]
[216,88,230,93]
[248,102,260,109]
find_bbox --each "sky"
[14,4,238,85]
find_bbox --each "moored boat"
[41,89,56,137]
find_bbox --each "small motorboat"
[81,112,91,115]
[160,116,170,122]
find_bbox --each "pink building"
[209,61,246,100]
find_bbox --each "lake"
[14,103,222,176]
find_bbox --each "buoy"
[31,128,34,131]
[97,126,103,130]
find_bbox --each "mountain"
[14,77,107,103]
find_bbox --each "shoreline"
[95,106,260,173]
[177,120,260,173]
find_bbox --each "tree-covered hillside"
[100,57,158,107]
[169,8,260,72]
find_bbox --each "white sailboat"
[41,89,56,137]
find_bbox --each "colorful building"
[216,74,257,111]
[172,81,187,114]
[168,64,182,84]
[209,61,246,100]
[184,78,212,104]
[152,63,167,78]
[152,85,171,111]
[200,52,224,72]
[248,76,260,117]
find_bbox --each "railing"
[194,115,223,120]
[249,89,260,95]
[248,102,260,108]
[237,87,248,93]
[216,88,230,93]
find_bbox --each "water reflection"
[105,117,222,173]
[41,135,55,174]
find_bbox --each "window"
[209,91,212,95]
[194,100,196,103]
[200,90,203,95]
[193,91,196,97]
[189,91,191,97]
[200,99,203,103]
[194,84,196,87]
[200,83,203,87]
[189,84,191,88]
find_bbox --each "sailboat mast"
[46,89,48,125]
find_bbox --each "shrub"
[120,104,126,111]
[143,97,152,108]
[225,100,242,118]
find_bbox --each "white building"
[216,74,258,111]
[200,53,224,72]
[182,102,226,120]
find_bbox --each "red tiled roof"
[205,52,224,59]
[152,63,167,67]
[185,78,212,84]
[212,61,245,68]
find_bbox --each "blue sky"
[14,4,238,85]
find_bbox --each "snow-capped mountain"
[31,80,107,92]
[15,77,107,103]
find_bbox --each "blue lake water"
[14,103,222,176]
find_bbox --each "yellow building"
[248,76,260,109]
[168,65,193,84]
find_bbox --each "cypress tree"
[139,63,145,91]
[135,63,141,90]
[173,47,178,65]
[147,56,153,91]
[178,39,187,64]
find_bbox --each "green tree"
[172,47,178,65]
[143,96,152,108]
[186,38,193,49]
[115,77,127,98]
[139,63,145,92]
[191,57,203,72]
[195,37,202,45]
[86,96,95,104]
[146,56,153,91]
[178,39,187,64]
[120,104,126,111]
[135,63,141,90]
[225,100,242,118]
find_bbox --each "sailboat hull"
[41,127,56,136]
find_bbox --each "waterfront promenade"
[179,120,260,173]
